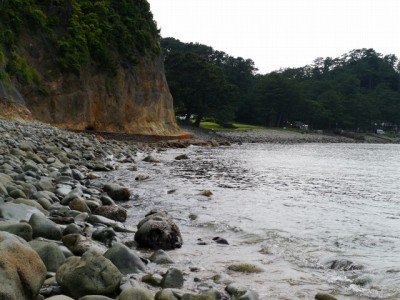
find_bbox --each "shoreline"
[0,119,260,300]
[0,118,398,299]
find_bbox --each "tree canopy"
[0,0,161,85]
[161,37,256,126]
[163,40,400,131]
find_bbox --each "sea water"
[115,143,400,299]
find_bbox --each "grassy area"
[200,121,266,130]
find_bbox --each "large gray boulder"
[29,240,66,272]
[0,202,44,221]
[104,242,146,274]
[0,221,33,241]
[134,210,183,250]
[56,250,123,299]
[0,231,47,300]
[29,212,62,240]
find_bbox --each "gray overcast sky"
[147,0,400,74]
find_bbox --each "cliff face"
[21,57,179,135]
[0,0,179,135]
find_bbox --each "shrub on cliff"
[0,0,161,83]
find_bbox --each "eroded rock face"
[22,57,179,135]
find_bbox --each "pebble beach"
[1,118,396,300]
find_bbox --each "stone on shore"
[227,263,264,273]
[56,250,123,299]
[62,233,107,255]
[149,249,174,264]
[116,287,153,300]
[94,205,127,222]
[0,231,47,300]
[103,183,131,201]
[78,296,114,300]
[29,239,66,272]
[161,268,184,289]
[0,202,44,221]
[315,292,338,300]
[29,212,63,240]
[135,210,183,250]
[69,197,92,213]
[226,283,259,300]
[174,154,189,160]
[45,296,74,300]
[0,221,33,241]
[104,242,147,275]
[143,155,160,163]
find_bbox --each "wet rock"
[29,240,66,272]
[161,268,184,289]
[78,296,114,300]
[175,154,189,160]
[94,205,127,222]
[212,236,229,245]
[117,287,153,300]
[63,223,83,235]
[0,202,44,221]
[92,227,117,247]
[103,183,131,201]
[62,234,107,255]
[142,273,163,286]
[29,212,63,240]
[213,273,234,285]
[119,275,141,291]
[88,214,122,227]
[71,169,85,181]
[226,283,259,300]
[143,155,160,163]
[12,197,47,213]
[0,231,47,300]
[182,289,222,300]
[315,292,337,300]
[0,221,33,241]
[149,249,175,264]
[104,242,147,274]
[69,197,91,213]
[227,263,264,273]
[9,188,27,199]
[327,259,364,271]
[155,289,181,300]
[354,274,373,286]
[61,188,84,205]
[135,174,150,181]
[135,210,183,250]
[46,296,74,300]
[99,195,116,206]
[200,190,213,197]
[56,250,122,299]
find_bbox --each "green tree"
[165,51,237,126]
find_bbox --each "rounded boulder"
[56,250,123,299]
[0,231,47,300]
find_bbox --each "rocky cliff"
[0,0,179,136]
[19,57,179,135]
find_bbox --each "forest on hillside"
[0,0,160,89]
[162,38,400,132]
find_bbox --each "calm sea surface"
[115,143,400,299]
